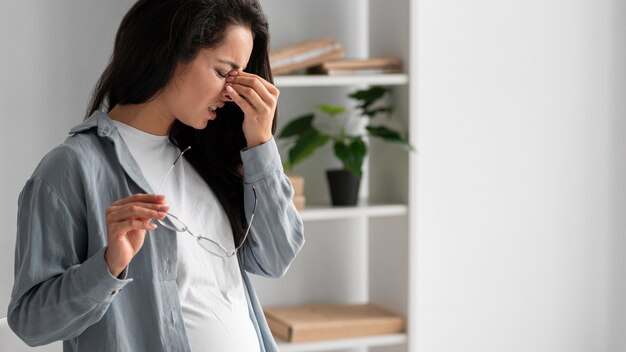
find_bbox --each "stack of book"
[308,57,402,75]
[264,303,405,342]
[288,174,305,212]
[269,38,344,75]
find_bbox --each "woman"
[7,0,304,351]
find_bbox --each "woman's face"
[160,25,254,129]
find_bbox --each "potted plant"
[278,86,413,206]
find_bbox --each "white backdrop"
[0,1,134,350]
[413,0,626,351]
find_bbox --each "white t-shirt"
[113,121,260,352]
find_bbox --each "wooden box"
[264,303,405,342]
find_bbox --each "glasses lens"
[158,214,187,232]
[197,237,234,257]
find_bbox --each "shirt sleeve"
[238,137,305,278]
[7,178,132,347]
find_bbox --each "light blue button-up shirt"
[7,110,304,351]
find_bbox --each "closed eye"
[216,70,229,79]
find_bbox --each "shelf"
[299,203,407,221]
[262,3,414,352]
[274,74,408,87]
[276,333,407,352]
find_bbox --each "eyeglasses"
[156,146,257,257]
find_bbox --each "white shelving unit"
[256,1,415,351]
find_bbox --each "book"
[264,303,405,342]
[287,174,306,212]
[308,57,402,75]
[316,67,402,76]
[270,38,344,75]
[319,58,402,70]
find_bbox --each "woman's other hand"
[104,194,168,277]
[225,70,279,148]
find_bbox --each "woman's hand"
[225,70,279,148]
[104,194,168,277]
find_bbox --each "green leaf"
[361,106,394,118]
[315,104,346,117]
[366,125,414,151]
[278,113,315,138]
[333,142,350,166]
[348,86,389,111]
[349,86,388,103]
[288,129,329,167]
[333,142,354,175]
[333,137,367,177]
[348,138,367,176]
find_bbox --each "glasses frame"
[156,146,257,257]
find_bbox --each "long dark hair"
[87,0,275,246]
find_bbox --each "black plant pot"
[326,169,361,206]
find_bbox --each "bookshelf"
[256,1,415,351]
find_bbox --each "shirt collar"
[69,110,155,194]
[68,110,118,137]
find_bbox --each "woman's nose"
[222,86,233,102]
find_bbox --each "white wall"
[0,1,134,350]
[414,0,626,351]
